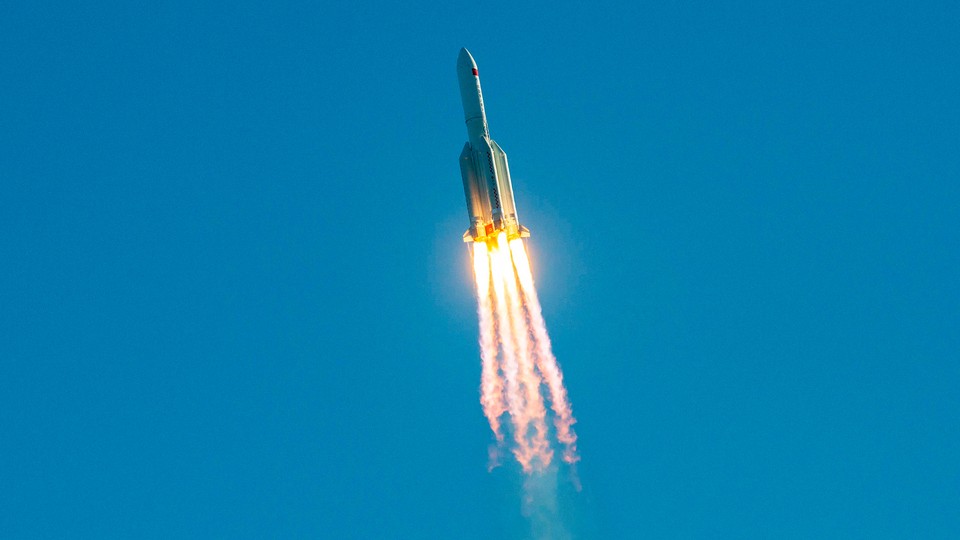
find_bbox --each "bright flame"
[469,234,579,473]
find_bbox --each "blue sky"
[2,1,958,538]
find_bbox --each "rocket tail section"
[489,140,519,229]
[460,143,487,240]
[459,137,531,243]
[475,138,504,222]
[488,139,529,240]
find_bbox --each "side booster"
[457,48,530,243]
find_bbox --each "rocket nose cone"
[457,48,477,72]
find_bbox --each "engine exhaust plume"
[509,238,579,464]
[472,241,504,442]
[469,234,579,472]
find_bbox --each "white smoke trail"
[472,242,504,443]
[470,236,579,474]
[509,238,579,464]
[489,239,531,469]
[523,465,570,540]
[500,236,553,471]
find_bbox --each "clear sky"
[2,1,958,538]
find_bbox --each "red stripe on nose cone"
[472,68,478,76]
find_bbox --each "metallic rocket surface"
[457,48,530,243]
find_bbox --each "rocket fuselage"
[457,48,529,243]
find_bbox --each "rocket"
[457,48,530,243]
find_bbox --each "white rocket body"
[457,48,529,243]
